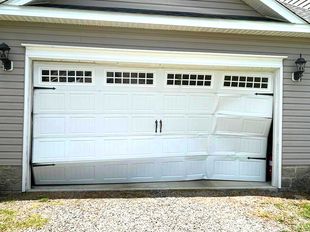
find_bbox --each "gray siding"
[30,0,262,17]
[0,21,310,166]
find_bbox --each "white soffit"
[0,5,310,38]
[243,0,307,24]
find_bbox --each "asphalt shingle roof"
[277,0,310,23]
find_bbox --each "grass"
[38,197,49,203]
[254,198,310,232]
[300,203,310,219]
[0,208,48,232]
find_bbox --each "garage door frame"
[21,43,286,192]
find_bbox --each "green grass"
[255,198,310,232]
[297,223,310,232]
[0,208,48,232]
[38,197,49,203]
[300,203,310,219]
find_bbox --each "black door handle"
[155,120,158,133]
[159,120,162,133]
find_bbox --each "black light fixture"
[292,54,307,82]
[0,42,13,71]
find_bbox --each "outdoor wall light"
[292,54,307,82]
[0,43,13,71]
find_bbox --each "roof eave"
[0,5,310,38]
[242,0,307,24]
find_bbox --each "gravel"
[1,191,288,232]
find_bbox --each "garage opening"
[30,62,274,186]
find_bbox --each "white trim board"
[21,44,285,191]
[0,5,310,38]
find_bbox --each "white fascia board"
[1,5,310,37]
[259,0,306,24]
[4,0,33,5]
[21,43,287,69]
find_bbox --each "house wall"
[30,0,262,18]
[0,21,309,192]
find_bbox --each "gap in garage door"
[30,62,274,186]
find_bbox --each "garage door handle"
[247,157,266,160]
[155,120,158,133]
[255,93,273,96]
[159,120,162,133]
[34,87,56,90]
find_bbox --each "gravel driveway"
[1,191,309,232]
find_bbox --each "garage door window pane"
[167,73,212,87]
[223,75,269,89]
[106,71,154,85]
[41,69,92,84]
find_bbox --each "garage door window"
[106,71,154,85]
[167,73,212,86]
[41,69,93,83]
[223,75,269,89]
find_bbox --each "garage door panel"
[217,95,273,117]
[34,166,66,185]
[66,166,95,182]
[100,138,129,157]
[207,156,266,181]
[34,92,66,113]
[209,135,267,157]
[132,94,158,114]
[97,163,129,181]
[33,140,65,162]
[69,93,96,112]
[214,116,272,136]
[161,137,187,155]
[187,137,208,155]
[161,116,187,134]
[242,118,271,136]
[68,117,96,134]
[103,116,130,134]
[132,116,157,134]
[163,94,187,113]
[129,162,157,181]
[188,94,218,114]
[160,159,186,179]
[185,158,207,179]
[32,64,273,185]
[188,116,213,133]
[103,93,130,113]
[130,138,156,156]
[68,140,96,159]
[33,116,66,137]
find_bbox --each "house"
[0,0,309,193]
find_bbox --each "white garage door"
[32,62,273,185]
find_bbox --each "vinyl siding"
[30,0,262,17]
[0,21,309,166]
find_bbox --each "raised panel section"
[217,95,273,117]
[33,116,65,137]
[214,116,272,137]
[33,92,65,113]
[207,156,266,181]
[209,136,267,157]
[32,140,65,162]
[188,94,218,114]
[69,93,95,112]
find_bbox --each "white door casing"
[21,44,285,191]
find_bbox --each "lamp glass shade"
[0,43,10,59]
[295,54,307,72]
